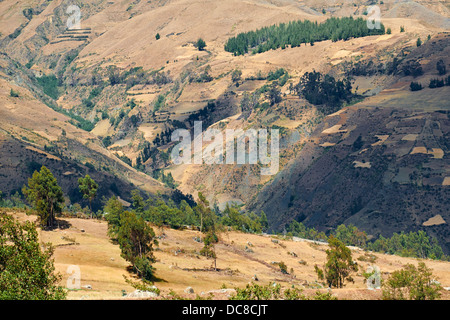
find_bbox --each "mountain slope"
[249,34,450,252]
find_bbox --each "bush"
[153,94,166,112]
[436,59,446,75]
[410,81,423,91]
[9,88,19,97]
[195,38,206,51]
[416,37,422,47]
[230,283,282,300]
[36,74,59,99]
[429,78,445,88]
[278,261,288,274]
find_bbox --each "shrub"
[9,88,19,97]
[410,81,423,91]
[436,59,446,75]
[36,74,59,99]
[278,261,288,274]
[416,37,422,47]
[429,78,445,88]
[230,283,281,300]
[195,38,206,51]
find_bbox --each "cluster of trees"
[221,205,268,234]
[188,65,213,83]
[286,220,327,241]
[124,190,266,235]
[286,220,448,261]
[36,74,59,100]
[312,236,442,300]
[436,59,446,75]
[103,191,266,273]
[382,262,442,300]
[402,60,424,78]
[429,77,450,88]
[20,166,99,228]
[367,231,445,260]
[151,170,177,189]
[107,66,172,88]
[0,191,26,209]
[225,17,385,56]
[410,76,450,91]
[410,81,423,91]
[293,71,353,114]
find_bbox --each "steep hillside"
[250,34,450,253]
[0,0,449,248]
[0,49,167,209]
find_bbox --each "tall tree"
[195,192,219,270]
[314,236,358,288]
[259,211,269,232]
[117,211,158,280]
[78,174,98,218]
[104,196,125,238]
[23,166,65,228]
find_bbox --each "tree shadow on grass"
[125,266,168,283]
[40,218,72,231]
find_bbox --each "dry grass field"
[9,211,450,300]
